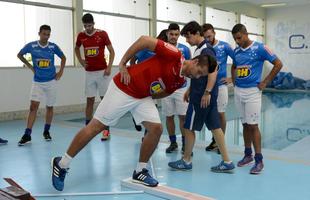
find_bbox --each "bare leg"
[166,116,175,137]
[45,106,53,125]
[212,128,230,162]
[85,97,95,121]
[183,129,195,162]
[26,101,40,129]
[243,123,253,149]
[249,124,261,154]
[139,122,163,162]
[66,119,106,157]
[219,112,226,134]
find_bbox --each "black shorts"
[184,102,220,131]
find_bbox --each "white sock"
[224,161,232,164]
[59,153,72,169]
[183,159,192,165]
[136,162,147,172]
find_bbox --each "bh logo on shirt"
[85,47,99,57]
[236,65,251,78]
[37,59,50,68]
[150,79,166,94]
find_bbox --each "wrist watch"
[204,89,211,95]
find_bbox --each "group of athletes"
[0,13,283,191]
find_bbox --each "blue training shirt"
[177,43,191,88]
[177,43,191,60]
[19,41,64,82]
[190,39,218,105]
[213,40,234,86]
[135,49,155,63]
[233,41,277,88]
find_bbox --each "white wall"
[266,4,310,80]
[0,67,117,113]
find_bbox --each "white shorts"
[94,80,161,126]
[217,85,228,113]
[161,87,188,116]
[85,70,111,98]
[30,80,56,107]
[234,86,262,125]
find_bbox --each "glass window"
[157,0,200,23]
[0,2,25,67]
[83,0,150,18]
[90,13,149,64]
[206,7,237,30]
[27,0,72,7]
[24,5,74,66]
[241,15,264,35]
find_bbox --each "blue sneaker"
[132,168,158,187]
[211,161,235,173]
[168,159,192,170]
[0,138,8,145]
[51,157,68,191]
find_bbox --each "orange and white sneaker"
[101,130,110,141]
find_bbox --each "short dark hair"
[193,54,217,73]
[157,29,168,42]
[201,23,214,33]
[39,24,51,33]
[180,21,202,36]
[232,23,248,34]
[168,23,180,31]
[82,13,94,24]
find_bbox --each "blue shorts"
[184,102,220,131]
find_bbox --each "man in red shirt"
[51,36,217,191]
[75,13,115,141]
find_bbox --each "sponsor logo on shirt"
[150,78,166,94]
[236,65,251,78]
[85,47,99,57]
[37,59,50,68]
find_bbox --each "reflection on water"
[200,92,310,150]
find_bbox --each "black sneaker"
[18,134,31,146]
[0,138,8,145]
[165,142,178,153]
[181,145,193,156]
[205,140,218,151]
[43,130,52,141]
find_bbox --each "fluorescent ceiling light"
[261,3,287,7]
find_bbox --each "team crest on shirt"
[150,78,166,94]
[85,47,99,57]
[37,59,50,68]
[236,65,251,78]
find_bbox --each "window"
[83,0,150,64]
[90,13,149,64]
[83,0,150,18]
[0,1,73,67]
[157,0,201,23]
[25,5,74,66]
[206,7,237,30]
[27,0,72,7]
[0,2,25,67]
[241,15,264,43]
